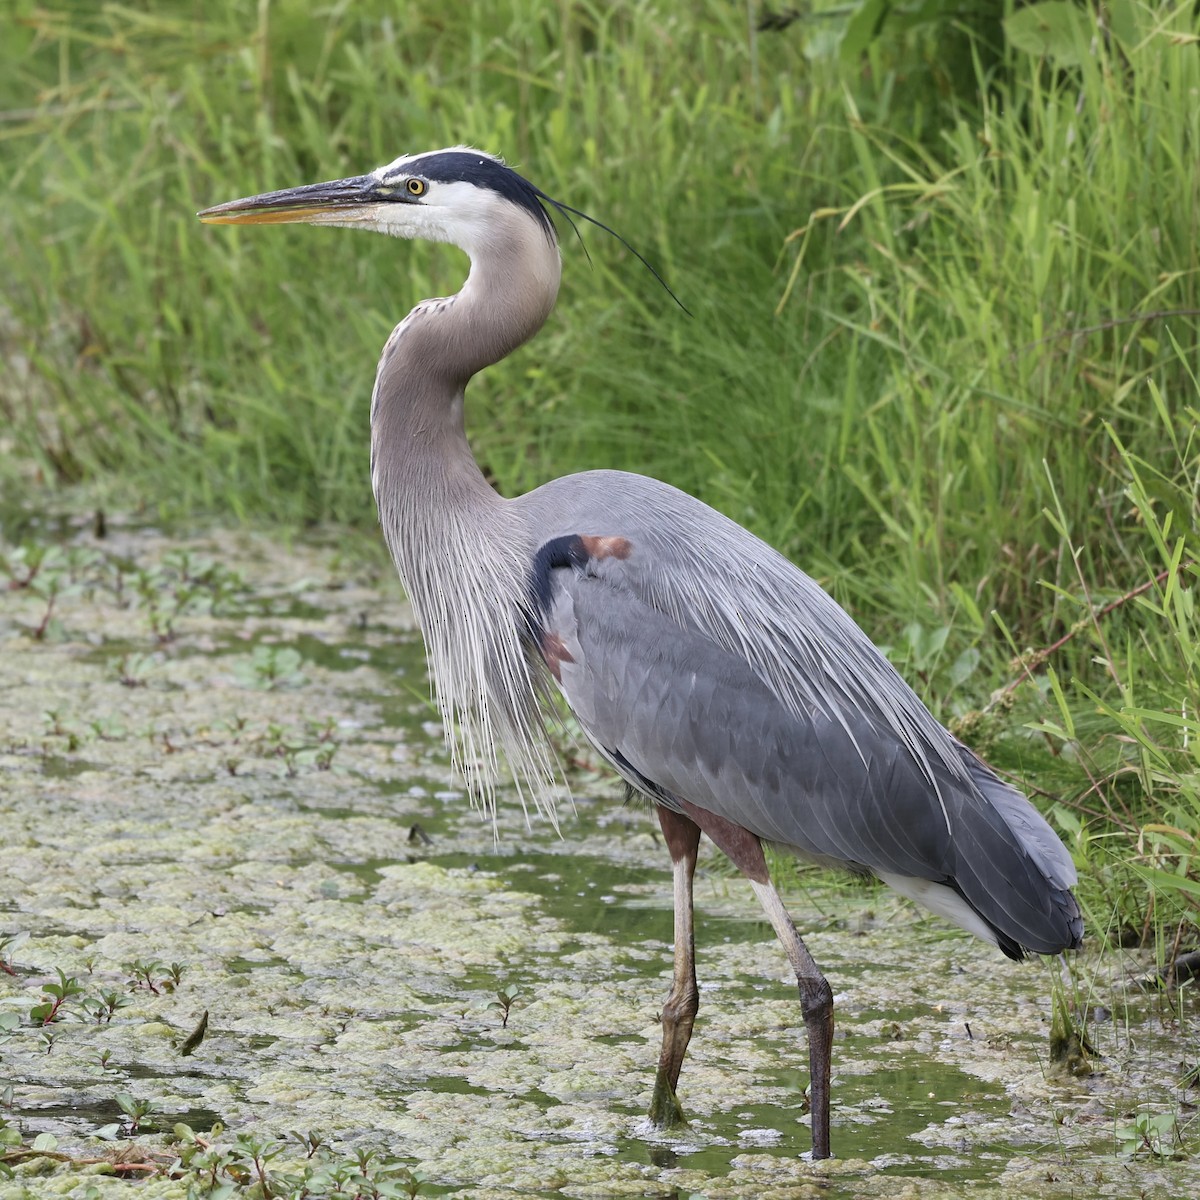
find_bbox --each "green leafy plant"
[124,959,184,994]
[1117,1109,1187,1160]
[487,984,522,1029]
[288,1130,326,1159]
[252,716,339,777]
[115,651,156,687]
[30,969,85,1025]
[166,1123,426,1197]
[0,1116,22,1180]
[115,1092,162,1137]
[0,933,26,976]
[80,989,133,1024]
[234,645,309,691]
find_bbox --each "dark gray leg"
[648,805,701,1128]
[678,798,834,1160]
[746,874,834,1159]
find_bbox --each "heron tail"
[951,744,1084,958]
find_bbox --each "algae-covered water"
[1,515,1195,1198]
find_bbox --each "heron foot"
[648,1072,689,1129]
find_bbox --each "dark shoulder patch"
[527,532,638,636]
[527,535,589,632]
[526,530,639,680]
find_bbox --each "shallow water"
[0,517,1194,1198]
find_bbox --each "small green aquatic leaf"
[487,984,522,1028]
[1116,1110,1184,1160]
[0,932,28,973]
[234,644,310,690]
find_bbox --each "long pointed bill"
[197,174,381,226]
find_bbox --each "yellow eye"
[406,178,426,196]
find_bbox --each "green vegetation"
[486,982,522,1028]
[1,0,1197,1046]
[2,1113,431,1195]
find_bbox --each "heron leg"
[678,799,834,1160]
[648,805,701,1129]
[746,875,834,1159]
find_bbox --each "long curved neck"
[367,201,564,816]
[369,203,561,528]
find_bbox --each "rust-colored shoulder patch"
[539,632,576,682]
[580,534,633,561]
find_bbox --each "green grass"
[2,0,1198,951]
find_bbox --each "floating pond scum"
[0,517,1194,1198]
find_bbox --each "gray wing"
[518,471,1081,957]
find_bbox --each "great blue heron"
[199,148,1082,1159]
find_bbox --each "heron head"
[198,146,557,252]
[200,147,687,312]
